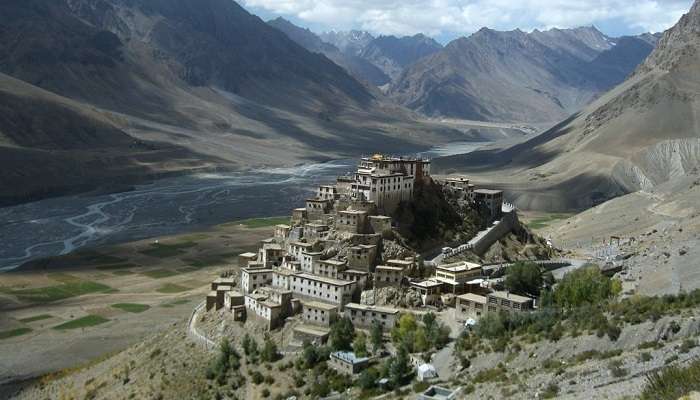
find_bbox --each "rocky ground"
[0,221,272,398]
[540,174,700,296]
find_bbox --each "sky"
[241,0,694,44]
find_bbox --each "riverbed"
[0,142,488,271]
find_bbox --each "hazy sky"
[242,0,693,43]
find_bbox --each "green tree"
[414,327,429,353]
[422,312,437,330]
[353,332,368,357]
[505,262,544,296]
[330,317,355,351]
[358,367,379,390]
[554,265,616,307]
[261,335,280,363]
[391,313,417,344]
[388,345,411,387]
[370,321,384,353]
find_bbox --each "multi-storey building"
[241,267,273,294]
[290,273,357,306]
[374,265,404,287]
[344,303,400,330]
[474,189,504,222]
[433,261,482,294]
[301,301,339,327]
[313,258,348,279]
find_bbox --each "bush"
[505,262,545,297]
[330,317,355,351]
[680,339,696,353]
[541,383,559,399]
[640,352,653,362]
[261,388,270,398]
[251,371,264,385]
[642,358,700,400]
[554,266,617,308]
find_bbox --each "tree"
[353,332,368,357]
[505,262,544,297]
[414,327,429,353]
[261,335,280,363]
[554,265,616,307]
[330,317,355,351]
[422,312,437,330]
[358,367,379,390]
[370,321,384,353]
[388,345,410,387]
[391,313,417,344]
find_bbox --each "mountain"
[0,0,462,205]
[320,30,375,56]
[434,2,700,211]
[360,34,443,81]
[390,26,657,124]
[267,18,390,86]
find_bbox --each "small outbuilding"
[417,363,438,381]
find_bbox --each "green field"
[182,253,237,269]
[111,270,135,276]
[96,263,139,271]
[156,283,189,294]
[19,314,53,323]
[53,315,110,330]
[235,216,290,228]
[111,303,150,313]
[141,268,180,279]
[0,328,32,339]
[160,299,191,308]
[140,242,197,258]
[75,250,127,265]
[527,214,572,230]
[4,281,112,303]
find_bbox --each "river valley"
[0,142,489,271]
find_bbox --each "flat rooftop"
[474,189,503,195]
[297,273,354,287]
[457,293,487,304]
[376,265,404,271]
[239,252,257,258]
[342,269,369,275]
[331,351,369,365]
[411,279,443,288]
[294,324,330,337]
[345,303,399,314]
[289,241,314,248]
[387,259,414,265]
[242,267,273,274]
[303,301,339,311]
[437,261,481,272]
[489,291,533,304]
[319,259,347,266]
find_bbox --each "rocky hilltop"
[435,1,700,211]
[391,27,657,124]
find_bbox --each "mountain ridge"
[434,1,700,211]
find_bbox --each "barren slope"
[434,2,700,211]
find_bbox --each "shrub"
[642,359,700,400]
[640,352,653,362]
[541,383,559,399]
[680,339,696,353]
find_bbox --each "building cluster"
[204,156,534,379]
[208,155,430,341]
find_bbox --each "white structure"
[417,364,438,382]
[290,273,357,306]
[241,267,273,294]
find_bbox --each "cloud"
[242,0,692,38]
